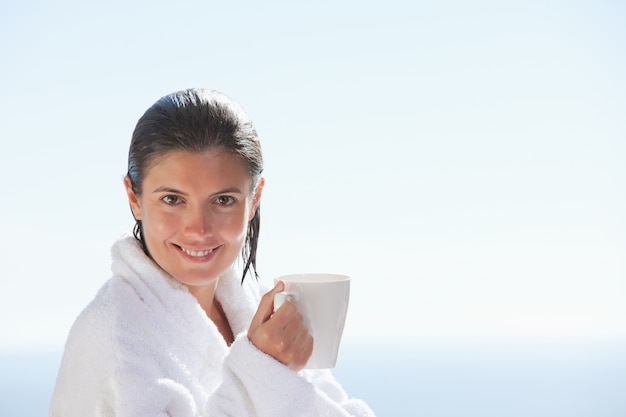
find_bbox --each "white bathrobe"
[49,237,375,417]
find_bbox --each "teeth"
[182,247,213,257]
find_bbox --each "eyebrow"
[153,186,187,195]
[152,186,244,196]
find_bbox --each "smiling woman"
[48,89,375,417]
[125,89,265,284]
[124,150,261,296]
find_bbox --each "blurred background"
[1,1,625,416]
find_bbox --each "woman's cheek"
[226,214,244,240]
[152,209,181,237]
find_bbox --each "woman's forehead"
[144,149,252,189]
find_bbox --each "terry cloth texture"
[49,236,375,417]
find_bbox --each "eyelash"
[161,195,184,206]
[160,195,236,207]
[215,195,236,206]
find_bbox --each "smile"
[180,246,219,258]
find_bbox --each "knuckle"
[283,350,295,364]
[274,340,286,353]
[265,331,285,352]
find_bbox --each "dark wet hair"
[127,88,263,282]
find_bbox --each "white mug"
[274,273,350,369]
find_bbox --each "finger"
[249,280,285,331]
[273,303,303,341]
[288,328,314,371]
[271,298,299,324]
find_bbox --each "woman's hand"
[247,281,314,371]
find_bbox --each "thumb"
[249,280,285,330]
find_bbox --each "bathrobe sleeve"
[50,236,376,417]
[50,282,374,417]
[206,334,376,417]
[49,277,219,417]
[51,315,374,417]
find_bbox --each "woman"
[49,88,375,417]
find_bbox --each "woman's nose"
[185,206,213,237]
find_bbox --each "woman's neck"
[187,283,217,315]
[187,282,234,346]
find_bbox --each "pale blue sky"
[1,0,625,350]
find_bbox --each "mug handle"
[274,291,298,311]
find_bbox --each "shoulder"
[61,276,137,358]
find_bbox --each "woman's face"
[125,149,264,289]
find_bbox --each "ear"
[249,177,265,221]
[124,176,143,220]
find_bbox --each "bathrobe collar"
[111,235,261,339]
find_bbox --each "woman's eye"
[161,195,183,206]
[216,195,235,206]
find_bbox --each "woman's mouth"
[182,247,213,257]
[176,244,221,260]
